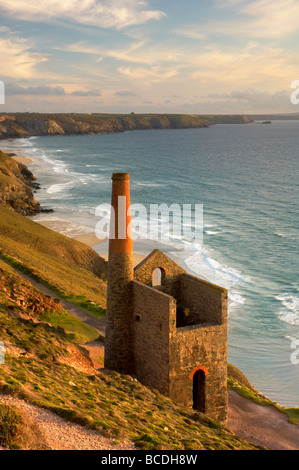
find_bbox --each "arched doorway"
[190,366,208,413]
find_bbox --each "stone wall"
[174,273,226,327]
[168,277,228,424]
[133,250,228,424]
[169,323,228,424]
[134,250,185,286]
[132,280,176,395]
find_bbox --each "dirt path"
[7,265,106,336]
[0,394,135,450]
[4,261,299,451]
[228,390,299,450]
[0,264,136,450]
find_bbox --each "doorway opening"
[192,368,207,413]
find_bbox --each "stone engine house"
[104,173,228,424]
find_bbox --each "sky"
[0,0,298,114]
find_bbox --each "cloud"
[118,65,179,82]
[59,38,183,67]
[6,83,66,95]
[5,83,103,97]
[202,87,294,113]
[188,43,298,92]
[0,34,48,78]
[177,0,299,39]
[71,89,102,96]
[0,0,166,29]
[115,90,137,97]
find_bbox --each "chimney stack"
[104,173,134,373]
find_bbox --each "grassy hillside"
[0,204,107,315]
[0,257,297,450]
[0,150,108,315]
[0,263,259,450]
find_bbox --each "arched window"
[152,268,162,286]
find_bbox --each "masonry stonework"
[105,173,228,425]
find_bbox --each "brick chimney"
[104,173,134,373]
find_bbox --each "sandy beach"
[2,145,147,266]
[72,233,106,247]
[71,234,146,266]
[1,147,34,165]
[31,219,146,266]
[11,155,34,165]
[73,236,146,267]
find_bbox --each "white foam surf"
[276,293,299,326]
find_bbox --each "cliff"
[0,113,211,139]
[198,114,252,124]
[0,150,41,215]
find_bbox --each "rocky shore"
[0,149,42,216]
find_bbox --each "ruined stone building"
[104,173,228,425]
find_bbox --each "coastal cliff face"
[0,150,40,215]
[0,113,211,139]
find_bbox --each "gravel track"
[0,393,135,450]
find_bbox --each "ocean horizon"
[2,120,299,408]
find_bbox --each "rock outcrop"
[0,150,41,215]
[0,113,211,139]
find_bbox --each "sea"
[2,120,298,408]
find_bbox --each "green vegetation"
[0,151,107,318]
[0,308,258,450]
[0,204,107,317]
[227,363,299,425]
[0,239,257,450]
[227,364,275,406]
[0,403,48,450]
[0,404,23,449]
[0,257,99,344]
[0,404,47,449]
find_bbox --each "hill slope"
[0,204,107,311]
[0,259,258,450]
